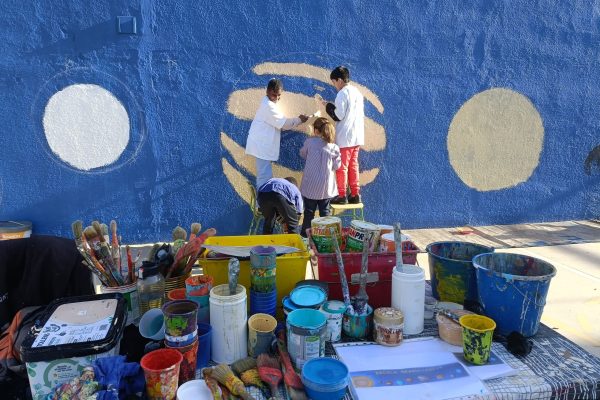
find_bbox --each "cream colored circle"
[447,88,544,191]
[43,84,130,171]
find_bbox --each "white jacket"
[245,96,300,161]
[333,85,365,148]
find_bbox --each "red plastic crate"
[307,229,420,309]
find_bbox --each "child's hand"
[299,114,309,123]
[314,93,327,106]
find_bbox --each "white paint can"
[209,284,247,364]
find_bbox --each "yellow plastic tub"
[199,234,309,320]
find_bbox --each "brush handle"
[268,383,283,400]
[330,227,354,313]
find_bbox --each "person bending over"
[257,177,303,234]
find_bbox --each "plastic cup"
[166,338,199,385]
[162,300,199,337]
[186,293,210,324]
[139,308,165,340]
[196,322,212,370]
[459,314,496,365]
[248,313,277,357]
[185,275,214,296]
[140,348,183,400]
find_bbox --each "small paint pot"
[247,313,277,357]
[140,348,183,400]
[459,314,496,365]
[436,309,473,346]
[167,288,187,301]
[342,305,373,339]
[301,357,349,400]
[319,300,347,342]
[373,307,404,346]
[162,300,199,338]
[185,275,214,296]
[250,245,277,268]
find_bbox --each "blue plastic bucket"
[426,241,494,304]
[473,252,556,337]
[301,357,349,400]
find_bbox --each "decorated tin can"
[310,216,342,253]
[319,300,347,342]
[373,307,404,346]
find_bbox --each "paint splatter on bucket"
[140,348,183,400]
[346,220,381,252]
[459,314,496,365]
[426,241,494,304]
[473,252,556,337]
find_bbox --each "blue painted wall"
[0,0,599,242]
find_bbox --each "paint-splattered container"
[301,357,349,400]
[100,282,140,325]
[286,308,327,371]
[473,252,556,337]
[373,307,404,346]
[342,305,373,339]
[210,284,247,364]
[426,241,494,304]
[319,300,347,342]
[0,220,32,240]
[310,216,343,253]
[346,220,381,252]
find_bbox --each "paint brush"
[240,369,270,398]
[437,309,462,325]
[228,257,240,295]
[91,221,125,285]
[172,226,187,241]
[202,368,223,400]
[394,222,404,273]
[110,220,121,273]
[126,245,134,283]
[82,227,117,286]
[180,228,217,277]
[352,232,371,315]
[189,222,201,240]
[231,357,256,376]
[276,330,307,400]
[330,227,354,314]
[256,354,284,400]
[211,364,256,400]
[100,223,110,243]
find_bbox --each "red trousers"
[337,146,360,197]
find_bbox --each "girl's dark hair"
[267,78,283,91]
[313,117,335,144]
[330,66,350,82]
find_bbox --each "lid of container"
[282,296,299,311]
[0,220,32,232]
[350,220,380,231]
[290,286,326,308]
[374,307,404,325]
[140,261,160,278]
[295,279,329,294]
[311,216,342,226]
[321,300,347,314]
[380,232,411,242]
[20,293,127,362]
[177,379,212,400]
[302,357,349,386]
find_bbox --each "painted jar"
[373,307,404,346]
[319,300,347,342]
[250,246,277,293]
[310,216,342,253]
[346,220,381,253]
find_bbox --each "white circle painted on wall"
[447,88,544,191]
[42,84,130,171]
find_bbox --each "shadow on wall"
[584,145,600,175]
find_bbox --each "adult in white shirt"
[323,66,365,205]
[245,79,308,188]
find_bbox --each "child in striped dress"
[299,117,342,237]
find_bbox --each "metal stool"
[330,202,365,221]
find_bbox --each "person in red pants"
[322,66,365,204]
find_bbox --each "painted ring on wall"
[30,67,146,173]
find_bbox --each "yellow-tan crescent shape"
[253,62,384,114]
[227,89,385,151]
[221,131,380,187]
[222,157,252,205]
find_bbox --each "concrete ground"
[415,238,600,358]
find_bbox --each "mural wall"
[0,1,599,242]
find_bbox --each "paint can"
[0,220,32,240]
[377,232,411,253]
[100,282,140,325]
[162,300,199,338]
[286,308,327,371]
[319,300,347,342]
[247,313,277,357]
[373,307,404,346]
[185,275,213,296]
[346,220,381,253]
[426,241,494,304]
[473,252,556,337]
[377,224,394,236]
[209,284,247,364]
[342,305,373,339]
[391,265,425,335]
[165,337,199,385]
[310,216,342,253]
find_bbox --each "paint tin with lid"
[310,216,342,253]
[373,307,404,346]
[0,221,32,240]
[346,220,381,252]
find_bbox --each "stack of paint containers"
[249,246,277,316]
[162,300,199,385]
[184,274,213,324]
[282,280,329,318]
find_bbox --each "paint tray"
[20,293,127,400]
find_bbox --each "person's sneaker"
[348,194,362,204]
[331,195,348,205]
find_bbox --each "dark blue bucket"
[473,252,556,337]
[426,241,494,304]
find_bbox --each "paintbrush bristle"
[110,220,117,232]
[211,364,254,399]
[100,223,109,237]
[191,222,201,235]
[231,357,257,375]
[72,220,83,240]
[257,353,280,370]
[172,226,187,241]
[83,226,98,241]
[92,221,105,242]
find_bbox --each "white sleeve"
[334,90,348,121]
[264,101,287,130]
